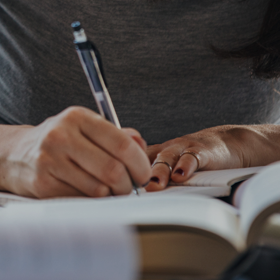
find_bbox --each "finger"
[121,127,141,138]
[78,109,151,186]
[49,156,112,198]
[66,136,133,195]
[146,144,163,164]
[122,128,147,151]
[30,173,88,199]
[171,150,205,183]
[145,146,181,192]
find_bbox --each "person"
[0,0,279,198]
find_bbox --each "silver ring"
[180,151,200,170]
[152,160,173,175]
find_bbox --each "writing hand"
[0,106,151,198]
[145,124,280,191]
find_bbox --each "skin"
[0,108,280,199]
[145,124,280,192]
[0,106,152,198]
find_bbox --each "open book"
[1,163,280,279]
[143,166,262,197]
[0,166,262,206]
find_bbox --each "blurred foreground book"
[1,164,280,279]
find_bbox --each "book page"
[0,192,34,206]
[133,166,262,198]
[239,162,280,245]
[2,194,242,250]
[0,215,138,280]
[134,185,232,197]
[169,166,262,187]
[0,167,263,206]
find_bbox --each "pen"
[71,21,140,196]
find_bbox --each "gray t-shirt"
[0,0,279,144]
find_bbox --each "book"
[0,166,263,206]
[0,164,279,280]
[0,216,138,280]
[148,166,262,197]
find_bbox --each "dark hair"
[212,0,280,79]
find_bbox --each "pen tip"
[71,21,82,32]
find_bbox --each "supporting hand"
[146,124,280,191]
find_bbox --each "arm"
[145,124,280,191]
[0,106,151,198]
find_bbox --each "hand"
[145,124,280,191]
[0,106,151,198]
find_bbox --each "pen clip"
[90,42,108,88]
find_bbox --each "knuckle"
[106,159,127,186]
[156,150,178,161]
[93,186,111,198]
[149,144,161,151]
[42,128,68,149]
[35,151,52,171]
[62,106,86,124]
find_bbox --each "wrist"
[0,124,34,192]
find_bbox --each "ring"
[152,160,173,175]
[180,151,200,170]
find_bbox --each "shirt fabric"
[0,0,279,144]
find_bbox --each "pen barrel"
[73,36,140,195]
[75,43,121,129]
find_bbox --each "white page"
[240,162,280,243]
[172,166,263,187]
[0,167,263,206]
[3,194,241,249]
[132,166,263,198]
[0,217,138,280]
[134,185,231,197]
[0,192,34,206]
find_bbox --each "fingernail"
[142,180,150,187]
[174,168,185,176]
[150,177,160,184]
